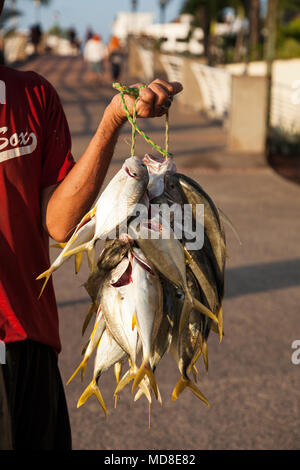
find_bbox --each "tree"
[181,0,229,63]
[0,6,21,30]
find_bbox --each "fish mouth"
[125,166,138,178]
[111,261,132,287]
[144,153,165,163]
[131,251,155,275]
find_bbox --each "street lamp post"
[159,0,168,24]
[131,0,138,12]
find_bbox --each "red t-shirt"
[0,66,75,354]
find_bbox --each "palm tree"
[0,3,21,30]
[181,0,227,64]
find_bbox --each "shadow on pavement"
[225,257,300,298]
[57,257,300,308]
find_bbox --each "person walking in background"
[83,34,107,83]
[30,23,42,55]
[85,27,94,43]
[68,27,80,55]
[108,35,123,82]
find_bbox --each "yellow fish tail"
[132,361,158,400]
[36,267,54,299]
[171,376,209,406]
[77,378,107,417]
[75,252,84,274]
[66,359,88,385]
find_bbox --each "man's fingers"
[169,81,183,96]
[129,80,183,97]
[145,82,171,114]
[152,79,183,97]
[122,79,183,118]
[136,87,156,117]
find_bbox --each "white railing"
[190,63,232,119]
[271,82,300,134]
[159,54,184,84]
[133,47,300,134]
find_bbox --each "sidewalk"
[18,55,300,450]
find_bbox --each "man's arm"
[41,79,183,242]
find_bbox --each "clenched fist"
[109,78,183,124]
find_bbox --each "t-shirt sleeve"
[40,78,75,189]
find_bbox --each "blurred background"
[1,0,300,170]
[2,0,300,450]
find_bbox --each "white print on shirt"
[0,127,37,163]
[0,81,6,104]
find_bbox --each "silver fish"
[130,248,163,399]
[63,156,149,271]
[77,327,127,416]
[130,218,219,333]
[170,268,209,406]
[67,305,105,384]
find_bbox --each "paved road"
[19,55,300,450]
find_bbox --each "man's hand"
[109,78,183,124]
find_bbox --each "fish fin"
[132,361,158,400]
[75,252,84,274]
[114,395,118,409]
[132,312,138,331]
[202,340,208,373]
[114,362,123,408]
[114,362,122,385]
[217,306,223,343]
[179,298,192,334]
[192,297,219,324]
[171,376,209,406]
[183,247,193,264]
[188,346,202,378]
[82,301,99,336]
[114,370,135,396]
[77,379,107,417]
[191,364,200,383]
[87,246,96,273]
[157,384,163,406]
[81,340,89,356]
[36,267,54,299]
[50,242,67,249]
[218,207,242,246]
[134,379,152,404]
[66,359,87,385]
[63,241,91,259]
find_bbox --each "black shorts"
[0,339,72,450]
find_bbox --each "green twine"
[113,82,172,159]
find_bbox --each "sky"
[14,0,184,43]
